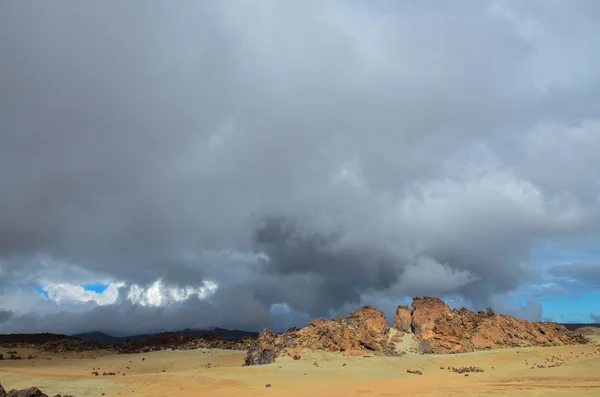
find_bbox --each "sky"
[0,0,599,336]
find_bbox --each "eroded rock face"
[244,306,397,365]
[411,298,588,354]
[410,297,450,340]
[244,329,287,366]
[244,296,588,365]
[393,305,412,333]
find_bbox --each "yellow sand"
[1,337,599,397]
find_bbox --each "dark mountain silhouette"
[560,323,600,331]
[72,327,258,344]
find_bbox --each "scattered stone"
[449,366,484,374]
[406,369,422,375]
[102,372,116,376]
[265,384,271,388]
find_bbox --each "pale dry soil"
[1,336,599,397]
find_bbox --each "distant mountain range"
[560,323,600,331]
[72,327,259,344]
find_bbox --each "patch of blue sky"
[81,283,109,293]
[539,291,600,323]
[33,285,49,298]
[505,242,600,323]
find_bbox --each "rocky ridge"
[0,332,252,354]
[244,296,588,365]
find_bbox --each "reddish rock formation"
[244,296,588,365]
[244,306,398,366]
[407,297,588,354]
[393,305,412,333]
[410,297,450,339]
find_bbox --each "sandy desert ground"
[2,336,599,397]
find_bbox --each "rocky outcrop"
[0,383,73,397]
[393,305,412,333]
[410,297,450,339]
[244,306,398,366]
[244,296,588,365]
[405,297,588,354]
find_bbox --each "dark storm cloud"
[1,0,600,333]
[251,215,400,314]
[0,309,14,324]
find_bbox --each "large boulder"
[244,329,293,366]
[410,297,450,340]
[393,305,412,333]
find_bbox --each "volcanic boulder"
[244,329,288,366]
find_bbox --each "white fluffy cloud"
[126,280,218,307]
[42,282,124,306]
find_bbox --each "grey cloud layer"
[548,260,600,286]
[1,0,600,333]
